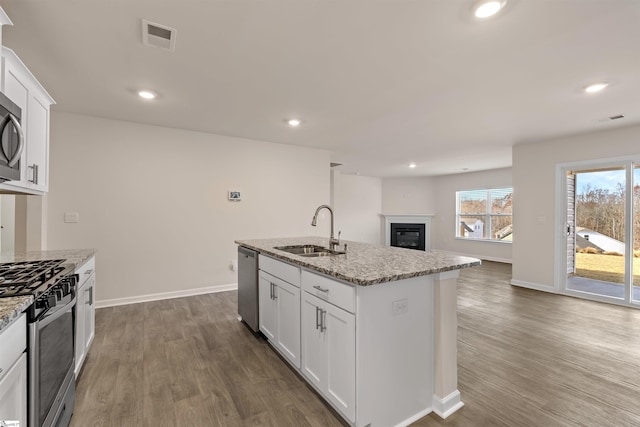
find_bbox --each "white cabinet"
[258,270,300,368]
[301,285,355,422]
[0,314,27,426]
[75,257,96,376]
[250,248,437,427]
[0,47,54,194]
[258,271,277,341]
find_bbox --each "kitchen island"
[236,236,480,426]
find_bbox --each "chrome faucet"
[311,204,340,251]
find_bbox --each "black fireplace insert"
[390,223,426,251]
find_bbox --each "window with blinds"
[456,187,513,242]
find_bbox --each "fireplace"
[390,223,426,251]
[383,214,433,250]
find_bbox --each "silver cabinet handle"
[269,282,273,300]
[86,286,93,305]
[6,113,24,168]
[28,164,39,184]
[313,285,329,293]
[315,306,321,330]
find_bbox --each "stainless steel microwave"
[0,90,24,182]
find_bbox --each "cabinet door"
[275,280,300,368]
[300,292,327,391]
[84,274,96,352]
[75,285,87,376]
[258,272,277,341]
[325,303,356,422]
[0,352,27,426]
[25,92,49,191]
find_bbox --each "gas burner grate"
[0,259,67,297]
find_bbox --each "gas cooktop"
[0,259,70,297]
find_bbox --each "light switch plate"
[64,212,80,223]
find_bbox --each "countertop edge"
[0,295,32,334]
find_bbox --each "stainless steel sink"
[274,244,345,257]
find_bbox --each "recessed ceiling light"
[138,90,157,100]
[287,119,301,127]
[473,0,507,18]
[409,163,417,169]
[584,83,608,93]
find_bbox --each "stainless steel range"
[0,260,77,427]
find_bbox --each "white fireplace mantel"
[382,214,434,249]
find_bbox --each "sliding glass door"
[563,160,639,307]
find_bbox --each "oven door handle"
[37,296,76,329]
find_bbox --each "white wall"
[331,171,382,244]
[433,168,512,262]
[512,123,640,289]
[46,112,331,304]
[381,177,437,215]
[0,195,15,251]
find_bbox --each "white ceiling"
[1,0,639,177]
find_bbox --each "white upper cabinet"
[0,47,54,194]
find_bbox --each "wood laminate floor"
[70,262,640,427]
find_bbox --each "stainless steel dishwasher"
[237,246,259,332]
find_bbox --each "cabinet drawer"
[0,314,26,381]
[76,256,95,288]
[259,255,300,287]
[301,270,355,313]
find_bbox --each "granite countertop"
[0,248,96,334]
[235,236,481,286]
[0,248,96,269]
[0,295,32,333]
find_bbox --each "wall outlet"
[392,298,408,315]
[230,259,238,271]
[64,212,80,223]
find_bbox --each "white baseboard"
[95,283,238,308]
[446,251,512,264]
[432,390,464,419]
[510,279,556,293]
[394,407,433,427]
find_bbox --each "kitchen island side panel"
[356,275,434,427]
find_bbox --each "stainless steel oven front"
[28,276,77,427]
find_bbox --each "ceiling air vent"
[142,19,177,51]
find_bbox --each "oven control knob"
[61,280,71,294]
[47,294,57,308]
[55,287,63,300]
[36,298,49,310]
